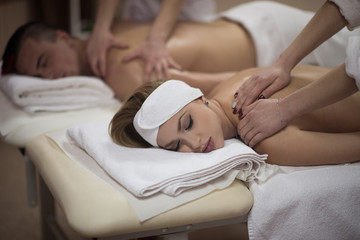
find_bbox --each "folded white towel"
[66,120,268,197]
[0,74,116,113]
[345,36,360,89]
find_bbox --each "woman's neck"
[209,99,237,139]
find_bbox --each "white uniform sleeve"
[329,0,360,30]
[345,36,360,90]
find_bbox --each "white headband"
[133,80,203,147]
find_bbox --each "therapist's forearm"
[93,0,119,32]
[279,64,358,123]
[276,1,348,73]
[147,0,185,43]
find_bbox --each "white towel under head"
[66,120,268,197]
[0,74,116,113]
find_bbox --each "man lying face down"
[2,20,255,100]
[2,1,355,101]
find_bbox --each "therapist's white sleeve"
[329,0,360,30]
[345,36,360,90]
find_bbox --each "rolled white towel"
[0,74,117,113]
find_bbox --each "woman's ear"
[200,96,206,103]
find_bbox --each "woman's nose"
[183,134,202,152]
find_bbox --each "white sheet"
[66,120,271,197]
[0,73,117,113]
[248,163,360,239]
[219,1,360,68]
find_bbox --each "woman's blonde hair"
[109,80,165,148]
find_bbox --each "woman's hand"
[237,99,286,147]
[122,39,182,82]
[232,62,291,116]
[87,30,129,78]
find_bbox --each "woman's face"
[157,98,225,153]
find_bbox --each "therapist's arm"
[122,0,184,82]
[87,0,129,78]
[233,1,348,112]
[238,64,358,147]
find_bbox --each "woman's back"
[210,65,360,165]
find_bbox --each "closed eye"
[41,55,48,68]
[185,115,193,131]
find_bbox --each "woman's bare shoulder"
[208,68,260,98]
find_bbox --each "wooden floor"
[0,139,84,240]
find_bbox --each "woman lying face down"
[110,65,360,166]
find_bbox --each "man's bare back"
[106,20,256,100]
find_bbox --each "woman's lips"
[202,137,214,153]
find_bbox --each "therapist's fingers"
[155,60,167,80]
[238,115,266,147]
[233,75,270,116]
[89,53,106,78]
[259,77,290,101]
[110,38,129,50]
[237,107,253,140]
[122,48,141,63]
[143,62,154,82]
[98,53,107,78]
[236,76,260,109]
[89,58,100,77]
[167,57,183,71]
[247,132,265,147]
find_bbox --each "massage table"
[0,83,121,208]
[26,134,252,239]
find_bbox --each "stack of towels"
[66,120,270,198]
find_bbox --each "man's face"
[16,32,81,79]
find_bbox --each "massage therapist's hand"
[87,29,129,78]
[232,62,291,115]
[237,98,287,147]
[122,39,183,82]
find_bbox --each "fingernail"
[234,92,238,98]
[238,108,243,118]
[258,94,266,99]
[232,101,237,109]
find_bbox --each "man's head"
[2,22,88,78]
